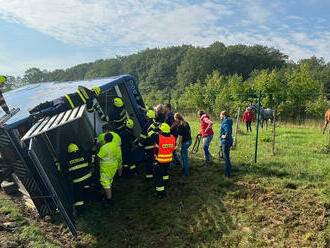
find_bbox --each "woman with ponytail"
[174,113,192,177]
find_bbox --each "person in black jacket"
[120,119,138,175]
[138,110,157,181]
[109,97,128,132]
[29,86,101,119]
[63,143,93,216]
[0,75,10,115]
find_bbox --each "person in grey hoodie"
[219,111,233,177]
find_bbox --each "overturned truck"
[0,75,146,237]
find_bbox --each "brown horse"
[322,109,330,134]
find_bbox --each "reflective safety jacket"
[147,121,161,137]
[63,86,95,112]
[65,150,92,185]
[110,106,127,131]
[97,142,118,169]
[153,133,176,163]
[138,120,154,152]
[97,131,122,168]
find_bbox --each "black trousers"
[246,121,252,132]
[154,162,170,196]
[73,181,91,214]
[145,150,155,180]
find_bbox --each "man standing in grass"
[97,133,122,207]
[220,111,233,177]
[198,110,214,165]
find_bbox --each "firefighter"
[65,143,92,215]
[151,123,176,198]
[29,86,101,119]
[97,133,122,207]
[138,110,157,181]
[120,119,138,175]
[0,75,10,115]
[109,97,127,132]
[97,123,122,171]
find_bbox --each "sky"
[0,0,329,76]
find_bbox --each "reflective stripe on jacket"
[98,142,117,166]
[67,152,92,184]
[154,134,176,163]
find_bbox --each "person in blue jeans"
[219,111,233,177]
[198,110,214,165]
[174,113,192,177]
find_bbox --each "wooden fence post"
[233,107,241,149]
[272,109,276,155]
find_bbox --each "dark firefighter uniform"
[29,86,100,118]
[152,123,176,198]
[0,75,10,114]
[64,144,92,215]
[138,110,158,180]
[109,97,128,132]
[120,119,138,174]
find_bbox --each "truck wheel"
[1,180,19,195]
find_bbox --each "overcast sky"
[0,0,329,76]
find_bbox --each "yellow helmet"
[68,143,79,153]
[126,119,134,129]
[92,86,101,97]
[146,110,155,119]
[0,75,7,84]
[113,97,123,107]
[160,123,170,133]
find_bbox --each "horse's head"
[249,103,258,111]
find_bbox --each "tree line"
[3,42,330,120]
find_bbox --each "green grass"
[1,120,330,247]
[0,192,62,248]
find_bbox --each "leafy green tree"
[23,68,45,84]
[284,64,324,120]
[252,69,287,109]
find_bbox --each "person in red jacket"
[243,107,253,132]
[198,110,214,165]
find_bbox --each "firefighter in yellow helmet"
[119,119,139,175]
[29,86,101,120]
[64,143,92,215]
[97,133,121,207]
[137,110,159,181]
[0,75,10,115]
[109,97,128,132]
[151,123,175,198]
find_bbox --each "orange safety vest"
[154,134,176,163]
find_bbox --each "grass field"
[1,120,329,248]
